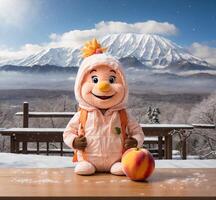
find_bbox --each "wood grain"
[0,168,215,199]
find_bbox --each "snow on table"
[0,153,216,168]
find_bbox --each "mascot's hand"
[124,136,138,150]
[73,135,87,150]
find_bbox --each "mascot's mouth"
[91,92,114,100]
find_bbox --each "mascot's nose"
[98,81,111,92]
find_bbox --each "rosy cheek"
[112,83,124,93]
[81,82,94,97]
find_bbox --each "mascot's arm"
[126,112,145,148]
[63,111,81,149]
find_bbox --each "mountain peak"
[101,33,209,69]
[0,33,211,70]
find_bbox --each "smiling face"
[81,65,125,109]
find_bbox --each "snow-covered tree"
[188,93,216,158]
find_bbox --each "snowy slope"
[0,33,211,69]
[101,33,209,69]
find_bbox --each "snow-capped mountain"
[0,33,212,70]
[101,34,210,69]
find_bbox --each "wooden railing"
[15,102,75,155]
[0,102,215,159]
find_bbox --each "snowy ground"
[0,153,74,168]
[0,153,216,168]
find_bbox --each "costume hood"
[74,53,128,112]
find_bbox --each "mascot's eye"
[91,76,99,83]
[109,76,116,84]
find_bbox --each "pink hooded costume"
[63,53,144,175]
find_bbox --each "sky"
[0,0,216,65]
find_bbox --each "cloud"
[49,20,178,48]
[0,20,178,60]
[96,21,178,35]
[0,44,43,60]
[0,0,39,27]
[189,42,216,66]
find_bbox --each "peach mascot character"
[63,39,144,175]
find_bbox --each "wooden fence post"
[22,102,29,153]
[158,136,163,159]
[182,140,187,160]
[23,102,29,128]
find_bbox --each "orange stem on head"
[82,38,107,58]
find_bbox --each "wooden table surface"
[0,168,215,199]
